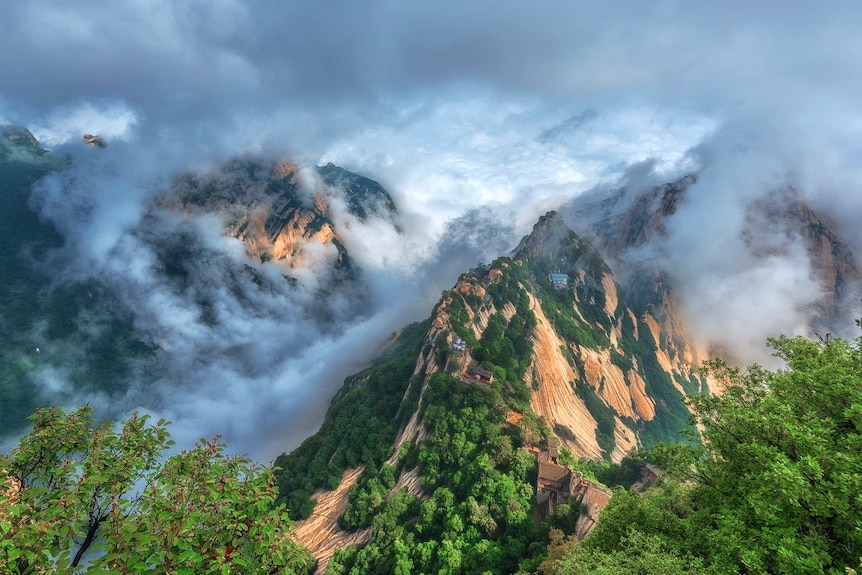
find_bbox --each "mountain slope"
[570,174,861,323]
[159,158,396,274]
[275,211,711,573]
[0,127,153,435]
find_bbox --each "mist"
[3,1,862,457]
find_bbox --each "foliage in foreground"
[553,329,862,574]
[0,406,314,574]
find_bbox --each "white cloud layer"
[3,1,862,456]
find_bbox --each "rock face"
[569,474,612,539]
[517,213,708,458]
[597,175,694,259]
[291,467,372,575]
[82,133,107,148]
[392,211,707,464]
[527,295,602,459]
[535,439,612,539]
[156,157,397,285]
[744,186,861,318]
[318,162,397,220]
[572,174,861,325]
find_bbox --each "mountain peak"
[0,125,45,155]
[515,211,577,260]
[82,133,107,148]
[514,210,609,282]
[317,163,397,219]
[571,173,860,324]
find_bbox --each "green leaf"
[177,549,200,563]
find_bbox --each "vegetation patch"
[618,313,692,446]
[273,320,428,519]
[552,330,862,574]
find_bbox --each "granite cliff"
[571,174,861,325]
[277,211,711,572]
[157,158,396,279]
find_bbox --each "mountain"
[0,128,400,440]
[275,211,711,573]
[7,127,858,571]
[745,185,861,319]
[510,212,710,454]
[569,173,861,325]
[0,127,55,432]
[159,159,397,274]
[269,168,862,572]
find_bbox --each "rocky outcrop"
[602,175,694,258]
[534,442,611,539]
[745,186,861,318]
[154,158,399,296]
[627,369,655,420]
[570,475,612,539]
[574,174,860,326]
[292,466,372,575]
[82,133,106,148]
[318,162,397,219]
[528,296,602,460]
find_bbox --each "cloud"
[3,1,862,457]
[27,151,401,458]
[29,101,139,147]
[588,116,862,365]
[320,96,713,243]
[660,132,827,364]
[3,2,861,151]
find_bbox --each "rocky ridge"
[282,211,712,571]
[571,174,861,325]
[158,158,397,275]
[402,211,711,461]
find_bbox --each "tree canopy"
[553,328,862,574]
[0,406,314,574]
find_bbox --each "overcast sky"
[2,1,860,148]
[4,1,861,232]
[3,1,862,457]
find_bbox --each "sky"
[2,0,862,458]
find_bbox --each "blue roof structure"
[550,273,569,288]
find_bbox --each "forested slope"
[275,211,715,573]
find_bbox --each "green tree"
[552,530,707,575]
[558,328,862,574]
[677,332,862,573]
[0,406,314,574]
